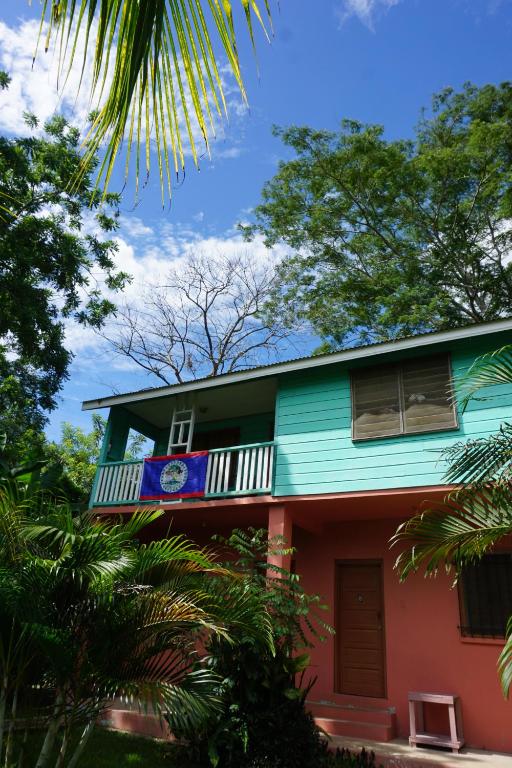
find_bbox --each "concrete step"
[315,716,395,743]
[308,699,396,727]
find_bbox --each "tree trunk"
[4,685,18,768]
[0,676,8,763]
[53,725,69,768]
[65,721,94,768]
[35,692,64,768]
[16,728,28,768]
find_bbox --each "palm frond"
[160,668,221,732]
[498,615,512,698]
[442,423,512,484]
[455,345,512,411]
[37,0,273,202]
[392,484,512,580]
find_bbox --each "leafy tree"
[244,83,512,349]
[0,494,272,768]
[0,109,129,451]
[392,345,512,696]
[46,416,149,501]
[36,1,274,201]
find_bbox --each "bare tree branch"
[101,250,289,384]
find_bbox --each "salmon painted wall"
[294,518,512,752]
[274,332,512,496]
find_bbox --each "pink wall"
[294,518,512,753]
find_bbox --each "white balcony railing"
[91,442,275,506]
[93,459,144,505]
[205,442,274,497]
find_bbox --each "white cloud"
[336,0,401,29]
[0,18,105,135]
[120,216,154,239]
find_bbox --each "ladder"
[167,406,195,455]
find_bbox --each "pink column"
[267,505,293,575]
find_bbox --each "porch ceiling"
[120,377,277,429]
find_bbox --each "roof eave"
[81,318,512,411]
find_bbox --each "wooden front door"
[335,562,386,698]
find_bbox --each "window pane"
[352,367,401,439]
[402,355,456,434]
[460,554,512,637]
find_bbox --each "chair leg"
[408,701,417,747]
[448,703,459,753]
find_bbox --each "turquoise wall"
[273,333,512,496]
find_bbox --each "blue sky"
[0,0,511,441]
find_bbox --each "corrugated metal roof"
[82,318,512,411]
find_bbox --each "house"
[84,318,512,755]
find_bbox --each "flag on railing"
[139,451,209,500]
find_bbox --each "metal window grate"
[459,554,512,638]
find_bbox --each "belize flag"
[139,451,209,501]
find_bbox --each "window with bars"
[351,354,458,441]
[459,554,512,638]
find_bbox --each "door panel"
[336,563,386,698]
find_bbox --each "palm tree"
[0,485,272,768]
[36,1,274,202]
[391,345,512,696]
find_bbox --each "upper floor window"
[459,554,512,638]
[351,354,458,441]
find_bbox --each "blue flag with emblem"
[139,451,209,500]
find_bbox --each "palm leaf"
[392,484,512,580]
[37,0,273,202]
[498,615,512,698]
[442,423,512,484]
[455,345,512,411]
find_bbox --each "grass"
[18,727,197,768]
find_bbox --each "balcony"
[91,441,275,507]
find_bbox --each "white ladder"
[167,406,195,455]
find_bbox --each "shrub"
[175,528,334,767]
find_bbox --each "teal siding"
[274,335,512,496]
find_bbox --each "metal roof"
[82,318,512,411]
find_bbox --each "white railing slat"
[235,450,244,491]
[261,446,269,490]
[216,453,226,494]
[248,449,257,488]
[205,454,213,495]
[223,453,231,493]
[241,449,250,489]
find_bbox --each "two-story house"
[84,319,512,755]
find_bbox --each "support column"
[267,505,293,575]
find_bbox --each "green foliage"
[391,344,512,696]
[45,416,149,501]
[38,1,273,203]
[0,103,130,447]
[0,493,272,768]
[180,528,334,768]
[244,82,512,348]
